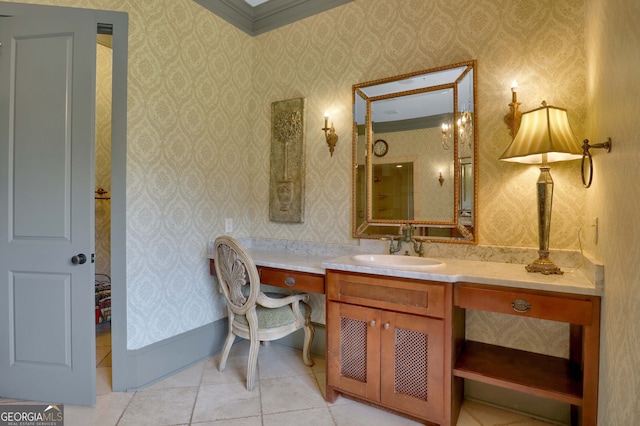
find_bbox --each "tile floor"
[0,324,557,426]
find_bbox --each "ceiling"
[193,0,353,36]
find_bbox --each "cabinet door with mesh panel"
[327,302,381,402]
[380,311,444,422]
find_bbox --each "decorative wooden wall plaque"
[269,97,306,223]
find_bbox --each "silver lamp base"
[526,163,564,276]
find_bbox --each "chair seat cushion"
[234,301,310,329]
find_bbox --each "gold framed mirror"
[352,60,477,243]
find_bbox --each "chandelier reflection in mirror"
[457,106,473,149]
[441,120,453,150]
[441,107,473,151]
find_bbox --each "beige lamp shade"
[500,103,582,164]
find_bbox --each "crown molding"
[193,0,353,36]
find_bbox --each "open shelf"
[453,341,583,406]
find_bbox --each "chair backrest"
[213,236,261,316]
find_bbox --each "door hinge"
[91,253,95,263]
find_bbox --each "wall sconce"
[438,170,445,186]
[500,101,582,275]
[581,138,612,188]
[504,81,522,138]
[322,112,339,157]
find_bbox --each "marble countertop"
[208,250,331,275]
[322,255,601,296]
[208,250,602,297]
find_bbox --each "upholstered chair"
[213,236,314,390]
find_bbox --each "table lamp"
[499,101,582,275]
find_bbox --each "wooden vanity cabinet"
[325,270,453,425]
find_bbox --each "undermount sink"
[351,254,445,271]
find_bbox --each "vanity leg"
[581,299,601,426]
[450,306,466,426]
[568,297,600,426]
[569,324,582,425]
[325,384,339,403]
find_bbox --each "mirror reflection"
[352,60,477,243]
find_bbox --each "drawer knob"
[512,298,531,313]
[383,323,390,330]
[369,320,376,327]
[284,277,296,287]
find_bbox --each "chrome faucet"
[388,224,426,257]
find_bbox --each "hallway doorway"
[95,33,113,390]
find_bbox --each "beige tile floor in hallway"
[1,325,557,426]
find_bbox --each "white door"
[0,9,97,406]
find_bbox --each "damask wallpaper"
[3,0,254,347]
[584,0,640,422]
[7,0,587,350]
[250,0,588,249]
[8,1,637,421]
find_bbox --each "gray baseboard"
[113,320,326,392]
[114,319,228,392]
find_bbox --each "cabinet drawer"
[327,271,445,318]
[454,283,595,325]
[259,267,325,294]
[210,259,325,294]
